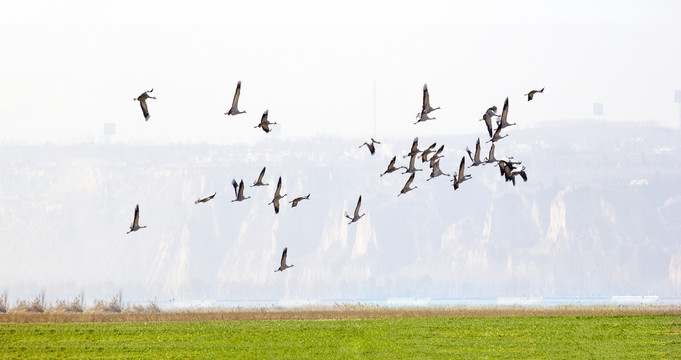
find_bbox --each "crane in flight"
[133,89,155,121]
[345,195,366,225]
[126,204,147,234]
[524,87,544,101]
[194,192,216,204]
[274,247,294,272]
[231,179,251,202]
[268,176,287,214]
[359,138,381,155]
[224,81,246,116]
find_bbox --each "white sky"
[1,0,681,145]
[2,1,681,303]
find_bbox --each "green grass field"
[1,315,679,359]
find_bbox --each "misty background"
[1,1,681,306]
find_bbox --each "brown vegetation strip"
[2,305,681,323]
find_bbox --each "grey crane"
[274,247,294,272]
[525,87,544,101]
[126,204,147,234]
[452,156,472,190]
[416,83,440,118]
[398,173,417,196]
[345,195,366,224]
[380,156,407,177]
[255,109,277,133]
[498,160,528,186]
[402,153,423,174]
[268,176,287,214]
[487,122,509,143]
[289,194,310,207]
[429,144,445,168]
[414,112,436,125]
[359,138,381,155]
[133,89,155,121]
[224,81,246,116]
[483,143,498,164]
[420,142,438,163]
[480,105,499,138]
[403,137,422,158]
[466,138,484,167]
[496,97,515,129]
[194,192,216,204]
[427,159,450,181]
[251,167,269,187]
[231,179,251,202]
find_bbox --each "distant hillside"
[1,121,680,302]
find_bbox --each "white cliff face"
[1,122,680,303]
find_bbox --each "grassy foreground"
[1,314,680,359]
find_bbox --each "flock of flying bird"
[128,82,544,272]
[369,83,539,205]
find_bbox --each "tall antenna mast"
[676,90,681,129]
[373,80,377,137]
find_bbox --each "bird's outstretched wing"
[275,177,282,196]
[139,99,150,121]
[500,97,509,125]
[232,179,239,197]
[281,248,288,267]
[133,204,140,227]
[422,84,430,111]
[232,81,241,109]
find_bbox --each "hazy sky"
[2,1,681,304]
[2,1,681,145]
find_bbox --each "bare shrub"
[0,292,6,313]
[51,294,85,313]
[0,292,7,313]
[12,293,45,313]
[90,293,123,313]
[125,300,161,314]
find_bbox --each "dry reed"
[2,303,680,324]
